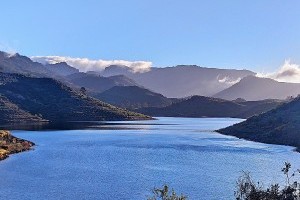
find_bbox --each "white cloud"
[217,75,241,85]
[257,60,300,83]
[31,56,152,73]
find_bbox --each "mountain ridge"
[214,75,300,100]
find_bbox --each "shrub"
[147,185,187,200]
[235,162,300,200]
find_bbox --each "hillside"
[217,96,300,151]
[66,73,137,93]
[0,73,150,122]
[101,65,255,98]
[0,95,46,124]
[95,86,174,109]
[214,75,300,100]
[137,96,282,118]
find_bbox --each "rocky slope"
[0,130,35,160]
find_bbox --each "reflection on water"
[0,120,167,131]
[0,117,299,200]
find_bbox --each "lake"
[1,117,300,200]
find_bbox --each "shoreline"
[216,129,300,153]
[0,130,35,161]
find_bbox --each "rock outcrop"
[0,130,35,160]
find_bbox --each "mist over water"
[0,117,299,200]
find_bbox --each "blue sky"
[1,0,300,72]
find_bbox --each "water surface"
[0,117,299,200]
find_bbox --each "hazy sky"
[1,0,300,72]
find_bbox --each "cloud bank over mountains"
[31,55,300,84]
[31,56,152,73]
[257,60,300,83]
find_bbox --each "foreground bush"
[147,163,300,200]
[235,162,300,200]
[147,185,187,200]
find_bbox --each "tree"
[80,87,87,95]
[147,185,187,200]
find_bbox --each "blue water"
[1,117,300,200]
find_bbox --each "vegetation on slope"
[0,73,150,123]
[0,95,46,123]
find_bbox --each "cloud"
[217,75,241,85]
[31,56,152,73]
[257,60,300,83]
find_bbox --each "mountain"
[66,72,137,93]
[214,75,300,100]
[0,51,52,77]
[0,72,150,123]
[101,65,133,77]
[0,95,45,124]
[217,97,300,151]
[45,62,79,76]
[95,86,174,110]
[137,96,282,118]
[101,65,255,98]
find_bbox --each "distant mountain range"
[137,96,282,119]
[0,51,140,94]
[218,96,300,151]
[0,72,149,124]
[101,65,255,98]
[214,75,300,100]
[3,51,298,101]
[0,50,299,124]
